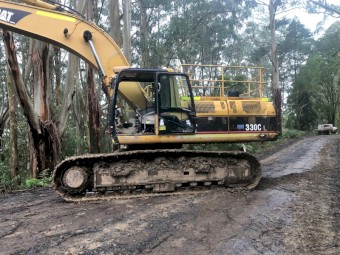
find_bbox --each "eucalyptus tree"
[131,0,172,67]
[286,58,319,131]
[83,0,101,153]
[268,0,285,134]
[1,33,34,185]
[0,41,9,150]
[248,0,313,134]
[130,0,257,68]
[247,0,284,133]
[168,0,258,66]
[122,0,132,63]
[279,19,314,104]
[306,0,340,17]
[3,32,55,177]
[109,0,123,46]
[2,0,89,177]
[286,21,340,130]
[313,22,340,125]
[6,68,19,179]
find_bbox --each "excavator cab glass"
[111,69,196,137]
[157,73,196,134]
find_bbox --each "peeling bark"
[2,31,60,177]
[269,1,282,134]
[0,108,8,152]
[57,53,78,138]
[123,0,132,64]
[110,0,123,47]
[86,0,101,154]
[6,69,19,179]
[138,1,150,67]
[87,67,100,153]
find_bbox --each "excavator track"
[53,149,261,202]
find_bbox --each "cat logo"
[0,8,31,25]
[0,9,13,23]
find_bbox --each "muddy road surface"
[0,135,339,255]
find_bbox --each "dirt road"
[0,135,339,255]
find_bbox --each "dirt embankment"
[0,135,339,255]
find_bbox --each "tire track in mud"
[256,135,340,255]
[279,136,340,255]
[260,135,330,178]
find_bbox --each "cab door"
[157,72,196,135]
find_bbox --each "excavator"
[0,0,278,201]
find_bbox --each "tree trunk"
[85,0,101,154]
[6,68,19,179]
[57,53,78,137]
[0,108,8,153]
[30,40,55,177]
[123,0,132,63]
[110,0,123,47]
[87,68,100,153]
[269,0,282,134]
[3,31,60,177]
[54,46,62,106]
[138,0,150,67]
[32,40,50,120]
[73,78,86,155]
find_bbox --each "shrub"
[23,175,52,189]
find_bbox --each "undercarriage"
[53,149,261,202]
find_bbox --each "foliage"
[24,176,51,189]
[0,159,51,191]
[0,159,12,191]
[279,19,314,101]
[60,118,88,159]
[131,0,257,67]
[286,22,340,131]
[0,109,31,191]
[305,0,340,17]
[281,128,306,139]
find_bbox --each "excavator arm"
[0,0,129,98]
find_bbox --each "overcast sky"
[276,0,339,36]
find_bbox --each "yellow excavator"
[0,0,278,201]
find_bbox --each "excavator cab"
[110,69,196,140]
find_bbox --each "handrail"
[179,64,268,98]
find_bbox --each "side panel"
[195,98,277,133]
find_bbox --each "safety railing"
[179,64,268,98]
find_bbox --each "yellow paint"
[36,10,76,22]
[180,96,201,101]
[116,132,278,145]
